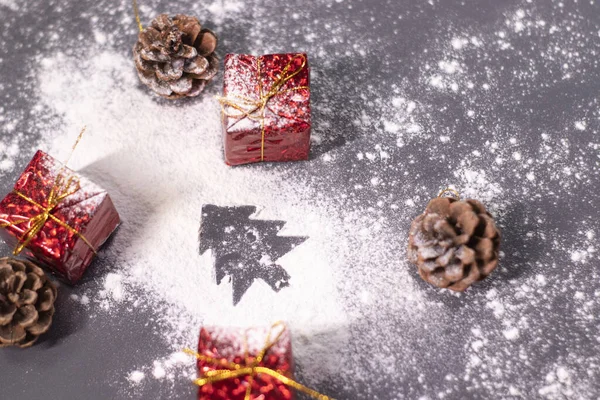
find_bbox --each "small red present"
[220,53,311,166]
[0,150,120,284]
[189,322,330,400]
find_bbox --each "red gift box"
[196,324,295,400]
[0,150,120,284]
[220,53,311,166]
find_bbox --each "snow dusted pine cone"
[0,257,57,348]
[133,14,218,99]
[408,196,501,291]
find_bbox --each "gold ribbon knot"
[184,321,331,400]
[218,54,309,161]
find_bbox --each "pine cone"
[408,197,501,291]
[133,14,218,99]
[0,258,57,348]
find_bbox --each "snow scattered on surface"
[0,0,18,11]
[0,0,599,398]
[128,371,145,384]
[502,327,520,340]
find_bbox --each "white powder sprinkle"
[0,0,18,11]
[503,327,520,340]
[30,43,422,394]
[152,362,166,379]
[1,1,599,398]
[128,371,145,384]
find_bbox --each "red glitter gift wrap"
[0,150,120,284]
[196,324,295,400]
[220,53,311,166]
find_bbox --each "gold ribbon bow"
[217,54,309,162]
[184,321,332,400]
[0,127,96,256]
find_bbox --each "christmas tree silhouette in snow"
[199,205,307,305]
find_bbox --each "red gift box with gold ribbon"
[0,150,120,284]
[220,53,311,166]
[187,322,331,400]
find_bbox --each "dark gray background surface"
[1,0,600,399]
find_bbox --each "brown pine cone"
[0,257,57,348]
[133,14,218,99]
[408,197,501,291]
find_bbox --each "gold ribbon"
[0,127,97,256]
[132,0,143,32]
[217,54,309,162]
[184,321,332,400]
[438,187,460,201]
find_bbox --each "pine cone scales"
[133,14,218,99]
[408,197,500,291]
[0,258,57,348]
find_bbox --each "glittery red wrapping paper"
[222,53,311,166]
[197,326,295,400]
[0,150,120,284]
